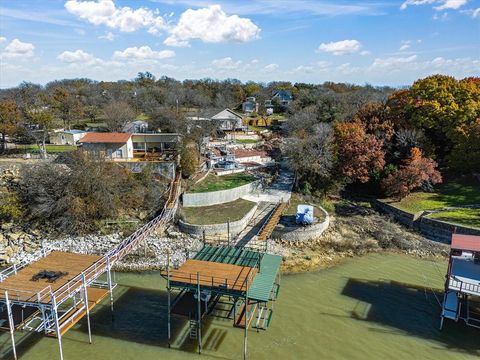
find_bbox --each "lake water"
[2,253,479,360]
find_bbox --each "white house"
[79,132,134,159]
[50,129,87,145]
[211,109,245,131]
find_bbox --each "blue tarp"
[296,204,314,225]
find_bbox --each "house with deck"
[272,90,293,107]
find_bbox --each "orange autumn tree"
[381,147,442,200]
[334,121,385,183]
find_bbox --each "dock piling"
[5,291,17,360]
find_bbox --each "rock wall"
[271,207,330,242]
[372,200,480,243]
[182,181,259,207]
[178,203,258,237]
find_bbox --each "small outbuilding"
[50,129,87,145]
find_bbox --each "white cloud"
[371,55,418,70]
[399,40,411,51]
[317,40,362,55]
[211,57,242,70]
[263,63,279,72]
[65,0,166,34]
[400,0,468,10]
[112,46,175,61]
[0,37,6,44]
[164,5,260,47]
[292,65,315,74]
[474,7,480,17]
[2,39,35,58]
[57,49,97,63]
[99,31,115,41]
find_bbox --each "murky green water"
[2,253,479,360]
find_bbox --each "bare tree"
[103,101,136,132]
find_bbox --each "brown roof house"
[79,132,133,159]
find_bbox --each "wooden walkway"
[257,202,288,241]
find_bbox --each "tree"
[448,118,480,174]
[180,140,199,178]
[382,147,442,200]
[0,100,21,153]
[283,123,336,194]
[103,101,135,132]
[26,109,54,159]
[334,121,385,183]
[51,87,83,129]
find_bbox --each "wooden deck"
[0,251,102,304]
[168,260,257,292]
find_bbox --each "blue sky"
[0,0,479,88]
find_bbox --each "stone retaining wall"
[271,207,330,242]
[178,204,258,236]
[182,181,259,207]
[372,200,480,243]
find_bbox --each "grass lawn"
[429,208,480,229]
[16,144,77,153]
[189,173,256,193]
[388,179,480,213]
[180,199,256,225]
[236,139,259,144]
[284,192,328,221]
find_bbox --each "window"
[116,149,123,158]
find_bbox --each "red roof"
[79,132,131,143]
[451,234,480,252]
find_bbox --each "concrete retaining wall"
[178,204,258,236]
[372,200,480,243]
[118,161,176,179]
[271,207,330,242]
[182,181,259,207]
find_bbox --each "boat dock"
[163,244,282,359]
[440,234,480,330]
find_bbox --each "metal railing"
[449,276,480,296]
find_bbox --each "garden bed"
[179,198,256,225]
[188,172,256,193]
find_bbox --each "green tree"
[26,109,54,159]
[180,141,199,178]
[0,100,21,153]
[449,118,480,174]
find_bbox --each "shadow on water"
[73,285,230,356]
[0,329,43,360]
[341,278,480,356]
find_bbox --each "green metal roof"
[194,245,261,269]
[248,254,282,302]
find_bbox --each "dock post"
[82,273,92,344]
[197,272,202,354]
[202,230,206,246]
[106,257,115,317]
[167,252,171,348]
[5,291,17,360]
[51,294,64,360]
[244,280,248,360]
[227,219,230,246]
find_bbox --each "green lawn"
[389,180,480,213]
[235,139,259,144]
[16,144,78,153]
[188,173,256,193]
[429,208,480,229]
[180,199,256,225]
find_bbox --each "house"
[123,120,148,133]
[211,109,246,131]
[79,132,181,161]
[50,129,87,145]
[272,90,293,107]
[242,97,259,113]
[79,132,134,159]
